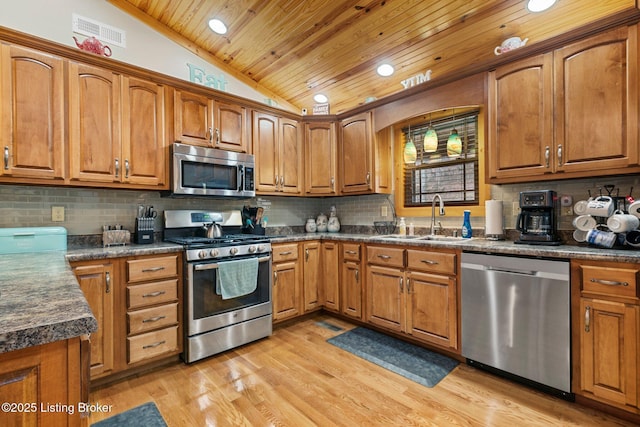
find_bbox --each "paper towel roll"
[485,200,504,239]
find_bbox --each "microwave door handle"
[237,165,244,192]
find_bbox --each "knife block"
[135,218,155,244]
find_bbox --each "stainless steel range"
[164,210,272,363]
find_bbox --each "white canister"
[305,218,317,233]
[586,229,617,248]
[316,213,328,232]
[607,214,640,233]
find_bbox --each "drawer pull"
[590,278,629,287]
[142,266,165,272]
[346,250,358,255]
[143,340,166,349]
[420,259,439,265]
[143,290,166,298]
[377,254,391,260]
[142,315,166,323]
[279,251,292,256]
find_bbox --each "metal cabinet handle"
[208,127,213,143]
[406,278,411,293]
[399,277,404,292]
[143,290,166,298]
[585,306,591,333]
[590,278,628,287]
[114,158,120,178]
[3,146,8,170]
[142,266,165,272]
[125,159,130,179]
[143,340,166,349]
[280,175,284,189]
[557,144,563,166]
[366,172,370,184]
[142,315,166,323]
[331,177,335,189]
[275,175,279,187]
[279,251,292,256]
[544,146,550,168]
[377,254,391,260]
[420,259,439,265]
[355,268,359,283]
[274,271,278,285]
[346,250,358,255]
[215,128,220,145]
[305,248,309,261]
[105,271,111,294]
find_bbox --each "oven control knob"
[248,245,257,253]
[198,250,208,259]
[257,245,266,252]
[210,249,219,257]
[229,247,239,255]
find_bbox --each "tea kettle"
[203,222,223,238]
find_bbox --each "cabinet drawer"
[342,243,361,261]
[272,243,299,262]
[367,246,404,268]
[407,249,456,275]
[127,255,178,283]
[127,303,178,335]
[127,279,178,309]
[127,325,179,364]
[581,265,638,299]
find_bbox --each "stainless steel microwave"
[166,143,255,198]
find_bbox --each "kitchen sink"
[371,234,473,242]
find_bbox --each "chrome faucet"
[430,194,445,235]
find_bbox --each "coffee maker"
[515,190,561,245]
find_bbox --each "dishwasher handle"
[486,265,536,276]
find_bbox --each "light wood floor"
[89,314,636,426]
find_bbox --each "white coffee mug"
[572,229,588,243]
[573,215,596,231]
[607,214,640,233]
[628,200,640,218]
[573,200,589,215]
[586,229,617,248]
[585,196,615,217]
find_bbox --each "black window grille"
[403,111,479,207]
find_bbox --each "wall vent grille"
[72,14,126,48]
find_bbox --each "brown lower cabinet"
[572,259,640,414]
[71,253,182,381]
[272,243,302,322]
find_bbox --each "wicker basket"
[374,220,397,235]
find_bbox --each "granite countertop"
[270,232,640,263]
[0,251,97,354]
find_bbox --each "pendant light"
[423,113,438,153]
[403,124,417,164]
[446,110,462,157]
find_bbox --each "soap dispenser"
[398,217,407,236]
[462,210,472,238]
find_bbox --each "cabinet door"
[488,53,554,181]
[215,101,248,152]
[122,76,166,187]
[279,117,303,194]
[340,112,373,194]
[174,89,214,147]
[0,44,64,180]
[366,265,404,332]
[305,121,337,195]
[322,242,340,312]
[580,298,638,407]
[273,260,301,321]
[73,262,115,379]
[555,25,638,173]
[406,271,458,350]
[68,62,122,183]
[253,111,279,192]
[303,241,321,312]
[342,259,362,319]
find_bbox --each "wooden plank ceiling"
[109,0,637,115]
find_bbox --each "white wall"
[0,0,282,108]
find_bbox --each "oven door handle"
[194,255,271,271]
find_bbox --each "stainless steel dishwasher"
[461,252,572,399]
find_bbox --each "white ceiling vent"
[72,13,126,48]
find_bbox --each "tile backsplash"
[2,174,639,235]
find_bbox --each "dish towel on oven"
[216,258,259,299]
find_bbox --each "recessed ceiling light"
[377,63,394,77]
[313,94,328,103]
[526,0,556,12]
[208,18,227,34]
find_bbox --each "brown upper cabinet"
[174,89,248,153]
[339,112,391,195]
[252,111,303,195]
[305,120,338,195]
[488,24,638,183]
[0,44,65,181]
[68,62,167,188]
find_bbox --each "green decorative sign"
[187,63,228,91]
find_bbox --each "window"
[403,111,479,207]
